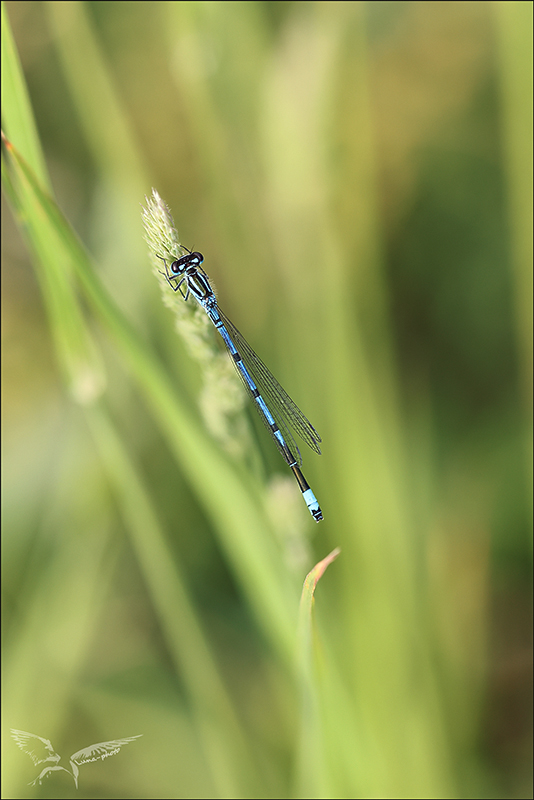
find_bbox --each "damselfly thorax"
[158,250,214,306]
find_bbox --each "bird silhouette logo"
[11,728,142,789]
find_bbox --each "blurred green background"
[2,2,532,798]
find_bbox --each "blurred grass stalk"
[494,0,533,515]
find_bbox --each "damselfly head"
[169,250,204,275]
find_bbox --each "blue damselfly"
[159,249,323,522]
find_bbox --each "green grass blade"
[1,1,49,186]
[295,548,340,797]
[2,134,106,401]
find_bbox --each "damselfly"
[159,249,323,522]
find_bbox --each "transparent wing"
[217,307,322,464]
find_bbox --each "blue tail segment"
[159,249,323,522]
